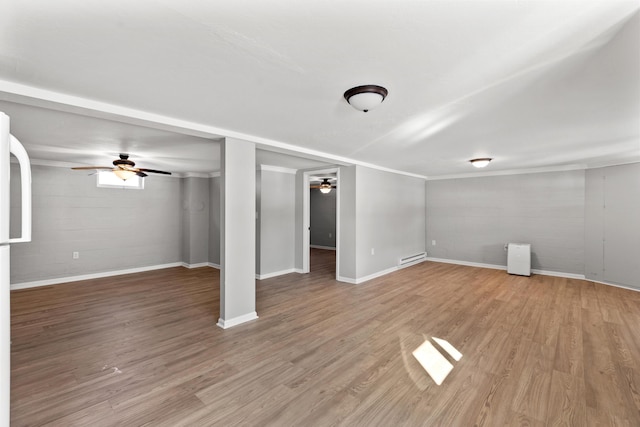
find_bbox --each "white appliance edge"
[1,112,32,427]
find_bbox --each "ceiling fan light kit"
[113,169,137,181]
[319,178,333,194]
[71,153,171,181]
[344,85,388,112]
[469,158,492,168]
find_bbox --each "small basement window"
[97,171,145,189]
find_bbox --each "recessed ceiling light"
[469,158,492,168]
[344,85,388,112]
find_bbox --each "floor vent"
[398,252,427,267]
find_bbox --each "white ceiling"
[1,0,638,178]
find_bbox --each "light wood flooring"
[10,249,640,426]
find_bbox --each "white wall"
[425,170,585,274]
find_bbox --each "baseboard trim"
[426,257,506,271]
[208,263,220,270]
[531,269,585,280]
[337,264,406,285]
[294,268,305,274]
[355,266,400,284]
[588,279,640,293]
[310,245,336,251]
[182,262,210,269]
[217,312,259,329]
[425,257,586,280]
[256,268,295,280]
[10,262,184,290]
[336,275,357,284]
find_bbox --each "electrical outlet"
[432,240,436,246]
[371,248,375,255]
[73,251,79,259]
[329,232,332,238]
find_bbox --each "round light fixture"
[344,85,388,112]
[319,178,332,194]
[469,158,492,168]
[113,169,137,180]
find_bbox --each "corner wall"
[425,170,585,275]
[585,163,640,289]
[10,165,183,284]
[354,166,426,279]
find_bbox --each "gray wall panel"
[258,170,295,275]
[585,163,640,288]
[426,171,585,274]
[209,176,221,265]
[355,166,426,279]
[10,165,183,283]
[310,188,336,248]
[338,165,357,279]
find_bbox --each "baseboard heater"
[398,252,427,267]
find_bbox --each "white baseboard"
[426,257,506,271]
[336,275,357,284]
[425,257,586,280]
[182,262,210,269]
[217,312,259,329]
[310,245,336,251]
[10,262,184,290]
[588,279,640,293]
[294,268,305,274]
[208,263,220,270]
[531,269,585,280]
[337,264,412,285]
[256,268,295,280]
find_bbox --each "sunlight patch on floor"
[432,337,463,361]
[412,340,454,385]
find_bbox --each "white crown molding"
[23,158,220,178]
[426,164,587,181]
[258,164,297,174]
[0,79,427,180]
[13,158,79,169]
[180,172,211,179]
[586,159,640,170]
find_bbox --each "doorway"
[302,167,340,277]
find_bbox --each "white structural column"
[217,137,258,329]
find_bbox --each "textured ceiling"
[1,0,638,177]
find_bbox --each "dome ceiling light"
[319,178,333,194]
[343,85,388,112]
[469,158,492,168]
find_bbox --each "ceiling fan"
[71,154,172,180]
[310,178,337,194]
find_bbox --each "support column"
[217,137,258,328]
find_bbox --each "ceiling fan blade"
[310,185,337,189]
[71,166,114,170]
[137,168,172,175]
[136,171,148,178]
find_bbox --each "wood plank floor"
[10,249,640,426]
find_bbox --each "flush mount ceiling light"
[319,178,332,194]
[469,158,492,168]
[343,85,388,112]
